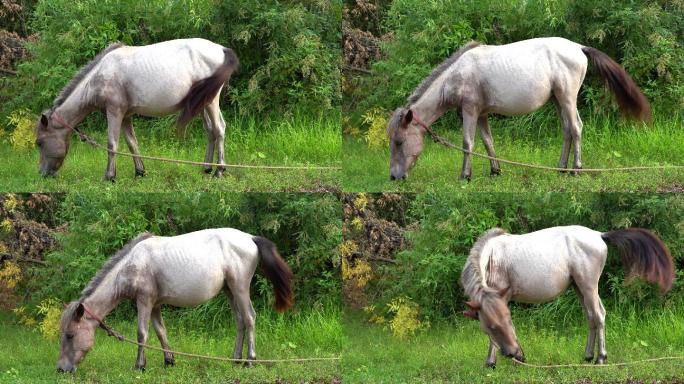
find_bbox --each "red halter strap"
[409,108,430,131]
[80,302,121,339]
[51,111,88,142]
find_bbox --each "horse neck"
[483,248,510,294]
[54,82,95,128]
[410,93,448,127]
[80,266,125,321]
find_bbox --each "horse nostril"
[57,368,64,373]
[390,174,396,181]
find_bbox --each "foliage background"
[344,0,684,128]
[0,0,341,125]
[7,192,341,325]
[343,193,684,323]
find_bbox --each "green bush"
[366,193,684,322]
[26,192,340,322]
[1,0,340,122]
[349,0,684,125]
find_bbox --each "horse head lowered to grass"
[35,38,238,181]
[460,226,673,368]
[57,228,292,373]
[387,37,651,181]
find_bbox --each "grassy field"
[0,306,342,383]
[343,115,684,192]
[342,306,684,384]
[0,113,340,193]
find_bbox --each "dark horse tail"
[582,47,651,125]
[176,48,239,129]
[601,228,674,293]
[252,236,293,312]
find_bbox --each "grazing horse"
[57,229,293,373]
[460,226,673,367]
[35,38,239,180]
[387,37,651,181]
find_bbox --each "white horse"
[460,226,673,367]
[388,37,651,180]
[35,38,239,180]
[57,228,292,373]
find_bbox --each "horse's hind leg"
[477,115,500,176]
[202,109,216,174]
[576,284,607,364]
[572,284,595,362]
[233,289,257,365]
[224,287,246,362]
[205,94,226,178]
[122,117,145,177]
[151,305,175,367]
[484,337,497,368]
[554,89,583,174]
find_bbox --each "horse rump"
[252,236,293,312]
[601,228,674,293]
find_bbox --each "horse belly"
[155,256,226,307]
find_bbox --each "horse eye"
[66,333,74,340]
[394,140,403,147]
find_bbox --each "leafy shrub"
[351,193,684,322]
[1,0,340,123]
[386,296,425,338]
[28,192,340,324]
[348,0,684,126]
[5,109,34,151]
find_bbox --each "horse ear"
[465,300,481,310]
[40,113,49,127]
[75,303,85,320]
[463,310,480,321]
[401,109,413,127]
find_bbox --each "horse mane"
[460,228,507,301]
[53,42,125,108]
[407,41,481,106]
[80,232,153,299]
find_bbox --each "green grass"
[0,307,342,383]
[343,115,684,192]
[342,307,684,383]
[1,113,340,192]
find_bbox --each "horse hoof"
[104,176,116,182]
[135,170,145,178]
[484,362,496,369]
[595,355,607,365]
[242,361,254,368]
[460,175,471,182]
[203,167,213,174]
[134,365,146,371]
[490,169,501,176]
[584,356,593,363]
[213,169,224,178]
[164,358,175,367]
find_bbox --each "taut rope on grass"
[422,125,684,173]
[512,356,684,369]
[72,127,341,171]
[96,320,340,364]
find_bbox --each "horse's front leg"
[459,108,478,181]
[477,115,500,176]
[135,298,153,370]
[484,337,497,368]
[151,305,174,367]
[122,117,145,177]
[104,110,124,181]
